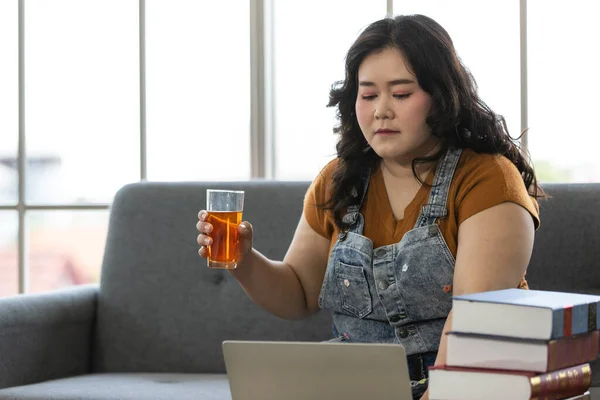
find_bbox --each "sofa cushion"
[93,182,333,374]
[527,183,600,293]
[0,373,231,400]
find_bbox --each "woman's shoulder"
[452,148,540,228]
[305,158,339,205]
[308,158,340,195]
[455,148,523,184]
[304,158,340,240]
[315,158,340,180]
[458,148,515,169]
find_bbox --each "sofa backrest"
[527,183,600,294]
[93,180,600,374]
[93,181,332,374]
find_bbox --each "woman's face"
[355,47,439,166]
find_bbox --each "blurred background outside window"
[1,0,598,296]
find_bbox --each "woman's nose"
[374,97,394,120]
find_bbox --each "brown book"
[446,330,599,372]
[547,331,599,371]
[428,363,591,400]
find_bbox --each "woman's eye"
[361,95,377,101]
[394,93,411,100]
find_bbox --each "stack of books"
[428,288,600,400]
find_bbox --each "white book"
[428,363,591,400]
[445,330,599,373]
[452,289,600,340]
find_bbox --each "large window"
[27,211,108,293]
[2,1,599,296]
[26,0,140,205]
[146,0,251,181]
[0,212,18,297]
[0,1,19,297]
[273,0,386,180]
[1,0,139,295]
[393,0,521,140]
[0,0,18,205]
[527,0,600,182]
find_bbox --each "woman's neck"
[380,144,442,181]
[380,160,434,183]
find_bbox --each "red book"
[428,363,591,400]
[446,330,599,372]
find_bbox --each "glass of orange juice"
[206,189,244,269]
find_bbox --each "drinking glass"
[206,189,244,269]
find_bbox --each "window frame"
[1,0,529,294]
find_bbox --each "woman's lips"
[375,129,399,135]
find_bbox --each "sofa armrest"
[0,284,98,389]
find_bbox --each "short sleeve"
[455,154,540,229]
[303,159,338,239]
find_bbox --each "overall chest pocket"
[396,227,455,320]
[336,262,373,319]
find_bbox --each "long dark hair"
[324,14,544,229]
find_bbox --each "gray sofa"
[0,181,598,400]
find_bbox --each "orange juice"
[207,211,242,269]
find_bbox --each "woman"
[197,14,542,400]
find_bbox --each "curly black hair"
[323,14,544,229]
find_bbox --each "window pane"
[392,1,521,143]
[146,0,250,181]
[528,0,600,182]
[0,0,18,205]
[274,1,387,180]
[25,0,140,204]
[0,212,18,297]
[28,210,107,294]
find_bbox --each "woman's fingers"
[197,210,214,259]
[197,233,212,247]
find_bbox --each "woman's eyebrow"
[358,78,416,87]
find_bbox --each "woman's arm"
[199,212,330,320]
[230,214,331,320]
[420,201,535,399]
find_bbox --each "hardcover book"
[428,363,591,400]
[452,289,600,340]
[445,330,599,372]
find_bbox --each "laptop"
[222,340,413,400]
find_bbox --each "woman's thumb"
[238,222,253,244]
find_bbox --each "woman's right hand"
[196,210,255,265]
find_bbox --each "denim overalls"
[319,148,462,399]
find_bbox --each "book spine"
[551,301,599,339]
[530,363,591,400]
[547,331,600,371]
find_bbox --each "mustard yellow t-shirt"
[304,149,540,271]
